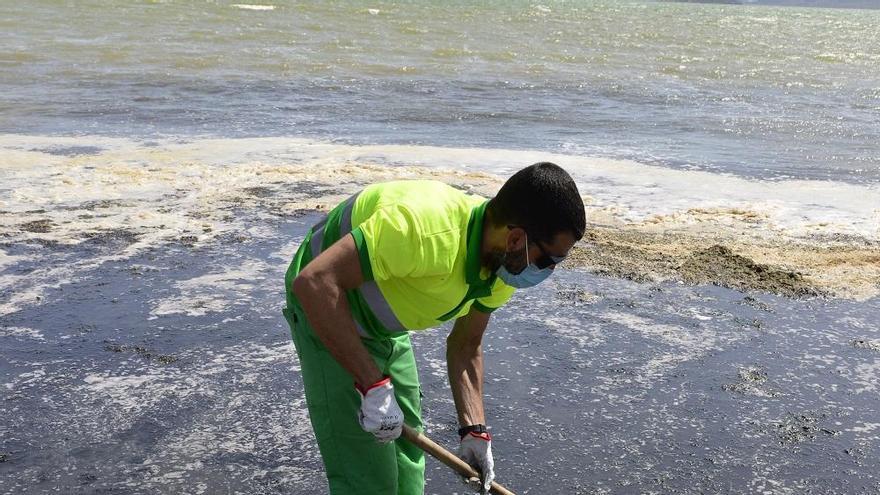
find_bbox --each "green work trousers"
[283,244,425,494]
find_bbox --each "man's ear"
[506,227,526,252]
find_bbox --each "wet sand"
[2,210,879,494]
[2,137,879,493]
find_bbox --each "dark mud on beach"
[2,208,880,494]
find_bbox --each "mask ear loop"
[504,225,529,260]
[500,226,530,276]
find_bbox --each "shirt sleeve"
[350,204,457,281]
[472,278,516,313]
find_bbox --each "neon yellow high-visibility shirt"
[348,180,515,331]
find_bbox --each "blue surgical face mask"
[496,232,554,288]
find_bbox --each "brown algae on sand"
[568,224,880,301]
[19,219,54,233]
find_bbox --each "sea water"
[2,0,879,182]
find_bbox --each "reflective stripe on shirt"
[308,192,407,337]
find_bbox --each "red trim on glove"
[355,376,391,395]
[467,431,492,441]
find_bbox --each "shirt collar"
[465,200,496,289]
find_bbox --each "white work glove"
[356,376,404,443]
[459,428,495,493]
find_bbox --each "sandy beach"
[1,136,879,493]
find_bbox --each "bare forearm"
[294,275,383,388]
[447,343,486,427]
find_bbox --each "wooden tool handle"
[401,424,517,495]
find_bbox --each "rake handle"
[401,424,517,495]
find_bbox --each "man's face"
[489,227,577,275]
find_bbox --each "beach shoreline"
[2,134,877,318]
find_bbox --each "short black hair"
[486,162,585,242]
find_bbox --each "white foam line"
[77,342,298,426]
[76,340,316,489]
[601,310,718,380]
[543,316,605,348]
[0,326,45,341]
[0,263,77,316]
[602,310,710,350]
[848,361,880,394]
[0,249,24,272]
[270,237,307,263]
[150,259,271,317]
[231,4,275,10]
[3,134,877,242]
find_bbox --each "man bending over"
[284,162,585,494]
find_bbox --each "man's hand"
[357,377,404,442]
[459,430,495,493]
